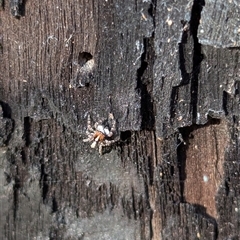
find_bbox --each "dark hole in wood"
[189,0,205,122]
[0,101,14,144]
[23,117,31,146]
[170,165,174,176]
[234,80,240,95]
[21,148,27,164]
[40,164,49,203]
[13,177,21,221]
[84,82,90,87]
[10,0,26,18]
[178,43,190,85]
[222,91,228,116]
[52,197,58,213]
[136,37,155,129]
[120,131,131,141]
[78,52,93,67]
[0,101,12,118]
[147,2,154,18]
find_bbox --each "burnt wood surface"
[0,0,240,239]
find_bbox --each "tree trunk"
[0,0,239,239]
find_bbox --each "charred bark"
[0,0,240,239]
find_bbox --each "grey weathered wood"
[0,0,240,239]
[198,0,240,48]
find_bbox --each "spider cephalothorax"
[83,113,117,155]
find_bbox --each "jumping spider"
[83,113,117,155]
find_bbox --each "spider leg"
[106,113,116,137]
[103,139,117,145]
[99,142,103,155]
[98,139,117,155]
[87,114,95,132]
[86,129,94,136]
[83,132,94,142]
[83,136,93,142]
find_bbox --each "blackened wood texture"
[0,0,240,239]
